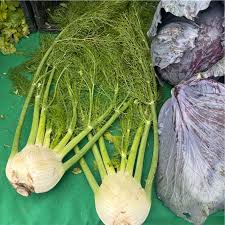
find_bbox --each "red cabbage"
[157,78,225,225]
[150,1,224,85]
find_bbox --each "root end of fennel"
[6,144,65,196]
[95,171,150,225]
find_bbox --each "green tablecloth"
[0,33,223,225]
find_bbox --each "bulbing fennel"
[74,5,159,225]
[95,172,150,225]
[76,105,154,225]
[6,145,64,196]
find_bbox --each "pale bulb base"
[6,144,64,196]
[95,172,150,225]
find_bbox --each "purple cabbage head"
[148,0,212,36]
[150,1,224,85]
[157,78,225,225]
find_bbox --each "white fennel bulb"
[95,172,150,225]
[6,145,65,196]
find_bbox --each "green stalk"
[76,88,107,179]
[53,129,73,151]
[74,146,99,194]
[120,128,130,171]
[59,127,93,157]
[63,100,132,171]
[43,128,52,148]
[27,94,41,145]
[98,136,115,175]
[36,67,55,145]
[88,133,107,180]
[88,83,95,126]
[134,119,152,183]
[53,101,77,152]
[53,69,78,152]
[85,76,108,178]
[10,47,53,157]
[27,74,47,145]
[125,125,143,175]
[145,104,158,199]
[59,103,114,159]
[50,133,61,149]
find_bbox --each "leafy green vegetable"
[0,0,29,55]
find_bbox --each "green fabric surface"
[0,33,224,225]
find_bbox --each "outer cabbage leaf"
[148,0,211,37]
[151,21,199,69]
[157,78,225,225]
[200,57,225,78]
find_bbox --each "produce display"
[2,1,224,225]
